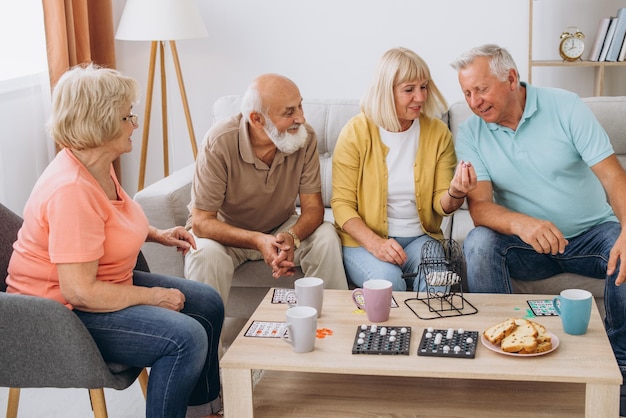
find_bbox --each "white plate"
[480,331,560,357]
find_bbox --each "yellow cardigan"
[330,112,457,247]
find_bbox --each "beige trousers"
[184,216,348,305]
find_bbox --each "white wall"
[112,0,626,196]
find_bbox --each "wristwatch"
[286,229,300,249]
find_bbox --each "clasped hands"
[258,231,297,278]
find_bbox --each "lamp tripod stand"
[137,40,199,191]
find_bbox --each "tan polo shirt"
[187,114,321,233]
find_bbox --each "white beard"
[264,121,308,155]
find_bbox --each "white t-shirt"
[379,120,424,237]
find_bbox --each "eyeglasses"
[121,113,138,126]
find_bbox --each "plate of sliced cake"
[481,318,559,357]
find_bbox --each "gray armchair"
[0,202,148,418]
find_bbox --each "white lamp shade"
[116,0,208,41]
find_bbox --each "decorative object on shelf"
[559,27,585,62]
[528,0,626,96]
[116,0,208,191]
[404,239,478,320]
[588,17,612,62]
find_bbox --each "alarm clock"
[559,27,585,61]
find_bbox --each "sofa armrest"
[134,164,195,278]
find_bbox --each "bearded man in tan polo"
[184,73,348,304]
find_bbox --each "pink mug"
[352,279,393,322]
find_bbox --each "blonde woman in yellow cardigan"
[331,47,477,291]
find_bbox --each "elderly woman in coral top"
[331,47,477,291]
[6,64,223,418]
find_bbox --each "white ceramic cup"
[281,306,318,353]
[351,279,393,322]
[285,277,324,318]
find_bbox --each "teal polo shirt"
[455,83,617,238]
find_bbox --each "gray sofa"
[135,95,626,323]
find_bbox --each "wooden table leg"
[585,383,619,417]
[222,368,254,417]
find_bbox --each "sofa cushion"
[582,96,626,167]
[447,100,474,142]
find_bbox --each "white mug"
[281,306,318,353]
[285,277,324,318]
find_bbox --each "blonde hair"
[48,63,140,150]
[360,47,448,132]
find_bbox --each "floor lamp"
[115,0,208,191]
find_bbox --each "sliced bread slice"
[501,320,539,353]
[483,318,516,345]
[528,319,551,344]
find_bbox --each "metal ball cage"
[404,239,478,319]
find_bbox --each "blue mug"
[553,289,592,335]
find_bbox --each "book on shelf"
[588,17,611,61]
[606,7,626,61]
[619,34,626,61]
[598,17,618,61]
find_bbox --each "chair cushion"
[0,203,23,291]
[0,293,141,389]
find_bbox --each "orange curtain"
[42,0,121,177]
[43,0,117,87]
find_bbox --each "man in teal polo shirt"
[451,44,626,414]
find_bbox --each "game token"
[352,324,411,355]
[417,327,478,359]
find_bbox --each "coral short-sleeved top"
[6,149,149,309]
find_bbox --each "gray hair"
[241,81,266,123]
[451,44,519,83]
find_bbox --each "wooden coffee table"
[220,289,621,417]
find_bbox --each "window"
[0,1,52,214]
[0,1,48,81]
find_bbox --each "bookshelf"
[527,0,626,96]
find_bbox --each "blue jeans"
[464,222,626,374]
[74,271,224,418]
[343,235,437,291]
